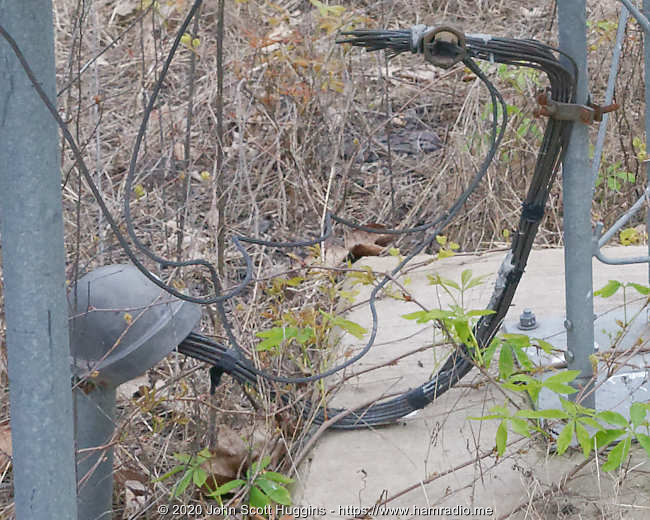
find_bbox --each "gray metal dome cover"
[68,264,201,386]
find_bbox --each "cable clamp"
[415,25,466,69]
[534,91,618,124]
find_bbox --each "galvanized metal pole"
[0,1,79,518]
[591,6,628,188]
[74,386,116,520]
[644,0,650,288]
[558,1,596,408]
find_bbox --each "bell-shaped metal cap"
[68,264,201,386]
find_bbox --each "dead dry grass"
[1,0,650,518]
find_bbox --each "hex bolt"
[564,319,573,331]
[565,349,575,363]
[518,308,538,330]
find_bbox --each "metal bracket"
[590,101,621,122]
[534,91,618,124]
[422,26,467,69]
[592,183,650,265]
[593,222,650,265]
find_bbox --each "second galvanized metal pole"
[558,0,596,408]
[74,386,116,520]
[643,0,650,285]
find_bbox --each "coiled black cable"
[176,28,577,429]
[0,11,576,429]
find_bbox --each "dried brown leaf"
[199,423,269,492]
[344,224,392,259]
[123,479,147,518]
[349,243,383,258]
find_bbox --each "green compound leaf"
[482,338,499,369]
[594,428,626,449]
[256,477,292,506]
[192,468,207,487]
[500,333,531,347]
[498,344,514,379]
[173,470,193,497]
[635,433,650,458]
[630,402,647,427]
[628,282,650,295]
[153,464,185,483]
[545,370,581,384]
[534,338,554,354]
[465,309,496,317]
[595,410,629,428]
[249,485,270,509]
[263,471,294,484]
[559,397,577,415]
[601,437,631,472]
[209,479,245,497]
[453,319,477,348]
[320,311,367,339]
[544,382,577,395]
[556,420,575,456]
[496,420,508,456]
[578,416,602,430]
[594,280,622,298]
[575,421,592,459]
[256,327,293,351]
[402,309,452,323]
[509,417,532,438]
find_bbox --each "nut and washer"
[518,308,538,330]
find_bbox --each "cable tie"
[216,349,240,374]
[467,33,493,44]
[209,365,225,394]
[405,386,430,410]
[410,24,429,54]
[521,202,545,222]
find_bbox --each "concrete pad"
[295,246,650,519]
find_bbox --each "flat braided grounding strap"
[180,32,576,429]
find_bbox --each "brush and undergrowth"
[1,0,650,518]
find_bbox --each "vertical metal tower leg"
[0,2,79,518]
[644,0,650,288]
[558,0,596,408]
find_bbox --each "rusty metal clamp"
[589,101,620,122]
[534,91,618,124]
[422,26,467,69]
